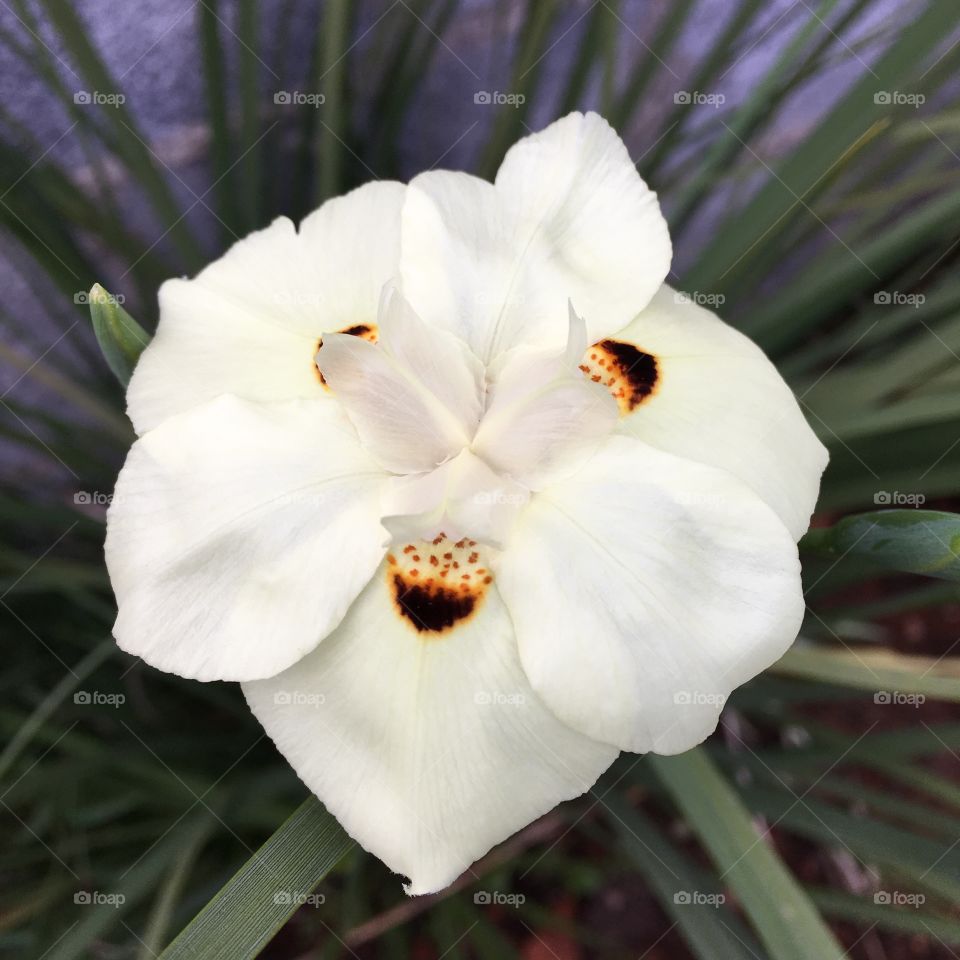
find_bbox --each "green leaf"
[44,811,214,960]
[649,748,846,960]
[87,284,150,387]
[741,786,960,903]
[771,645,960,701]
[156,797,352,960]
[604,793,762,960]
[801,510,960,581]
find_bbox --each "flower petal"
[610,286,828,540]
[243,553,618,895]
[495,435,804,755]
[317,286,485,474]
[127,181,405,434]
[400,112,670,363]
[381,449,529,547]
[472,303,618,488]
[106,395,387,681]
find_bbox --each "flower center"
[387,534,492,634]
[579,339,659,414]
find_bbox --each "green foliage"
[2,1,960,958]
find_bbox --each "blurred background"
[2,0,960,957]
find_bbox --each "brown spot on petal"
[580,339,659,414]
[393,577,477,632]
[388,536,491,635]
[315,322,380,386]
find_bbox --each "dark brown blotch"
[392,575,476,633]
[598,339,659,410]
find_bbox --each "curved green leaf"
[801,510,960,581]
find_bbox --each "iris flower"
[106,112,827,894]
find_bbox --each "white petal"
[472,303,618,488]
[127,182,405,434]
[317,287,485,473]
[381,449,529,547]
[242,555,618,895]
[400,112,671,363]
[106,395,387,681]
[612,286,828,540]
[495,435,804,755]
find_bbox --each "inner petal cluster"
[316,291,621,571]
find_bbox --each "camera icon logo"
[274,91,292,104]
[74,91,91,104]
[74,691,92,705]
[473,891,492,904]
[474,91,491,104]
[273,690,292,705]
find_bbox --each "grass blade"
[649,747,846,960]
[156,797,352,960]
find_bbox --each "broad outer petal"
[400,112,671,363]
[496,435,804,755]
[106,395,388,681]
[612,285,828,540]
[243,559,618,895]
[127,182,405,434]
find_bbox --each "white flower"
[106,112,827,895]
